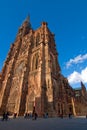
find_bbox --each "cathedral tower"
[0,17,61,116]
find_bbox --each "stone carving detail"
[6,78,20,112]
[28,74,41,97]
[15,61,25,75]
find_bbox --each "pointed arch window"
[36,33,40,46]
[35,54,39,69]
[32,53,39,70]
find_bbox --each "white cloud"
[66,54,87,68]
[68,67,87,84]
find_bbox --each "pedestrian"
[46,112,48,118]
[13,113,17,119]
[5,112,9,121]
[2,112,6,121]
[34,112,38,120]
[86,114,87,119]
[24,112,28,119]
[69,112,72,119]
[2,112,9,121]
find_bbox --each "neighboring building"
[0,17,87,116]
[74,82,87,116]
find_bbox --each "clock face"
[15,61,25,75]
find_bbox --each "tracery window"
[35,33,40,46]
[32,53,39,70]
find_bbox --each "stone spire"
[22,15,31,29]
[17,15,32,38]
[81,81,86,88]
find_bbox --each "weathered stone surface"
[0,17,87,116]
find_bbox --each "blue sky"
[0,0,87,89]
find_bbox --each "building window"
[32,53,39,70]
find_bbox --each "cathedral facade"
[0,17,87,116]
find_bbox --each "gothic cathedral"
[0,17,87,116]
